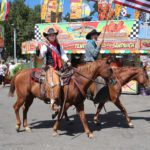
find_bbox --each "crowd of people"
[0,60,15,87]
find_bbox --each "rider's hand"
[67,61,72,67]
[97,39,104,48]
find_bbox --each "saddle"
[31,64,74,100]
[31,68,45,83]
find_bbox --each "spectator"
[0,60,7,87]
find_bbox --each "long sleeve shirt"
[39,44,69,63]
[84,40,101,62]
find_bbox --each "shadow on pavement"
[29,110,150,136]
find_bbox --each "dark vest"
[46,44,61,66]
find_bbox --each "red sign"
[61,41,86,51]
[140,40,150,50]
[102,41,137,50]
[61,40,137,51]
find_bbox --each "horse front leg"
[52,103,70,136]
[22,95,34,132]
[76,103,93,138]
[114,98,134,128]
[13,97,25,132]
[93,102,105,124]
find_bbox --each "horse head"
[95,59,114,81]
[136,65,150,94]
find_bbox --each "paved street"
[0,86,150,150]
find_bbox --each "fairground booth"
[21,19,150,95]
[21,0,150,95]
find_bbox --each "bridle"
[73,67,111,86]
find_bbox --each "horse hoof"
[52,131,59,137]
[25,127,32,132]
[128,122,134,128]
[88,133,94,139]
[93,119,100,125]
[16,125,20,132]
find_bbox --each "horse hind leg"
[93,102,105,124]
[114,99,134,128]
[23,95,34,132]
[13,97,25,132]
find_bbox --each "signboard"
[61,40,137,53]
[34,20,139,53]
[35,20,137,41]
[70,0,82,19]
[22,41,37,54]
[122,80,138,94]
[140,40,150,50]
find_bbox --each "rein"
[73,68,107,86]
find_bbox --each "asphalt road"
[0,86,150,150]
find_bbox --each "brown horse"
[91,66,150,127]
[9,67,62,132]
[9,59,114,138]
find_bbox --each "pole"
[14,26,17,63]
[56,0,60,23]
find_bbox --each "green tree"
[4,0,41,58]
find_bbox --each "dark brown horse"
[9,59,114,138]
[91,66,150,127]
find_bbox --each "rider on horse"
[37,27,71,110]
[84,29,104,99]
[84,29,104,62]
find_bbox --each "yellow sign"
[70,0,82,19]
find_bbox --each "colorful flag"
[115,3,122,18]
[114,0,150,14]
[134,9,140,20]
[0,0,10,21]
[70,0,82,19]
[41,0,64,22]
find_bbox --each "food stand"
[21,19,150,94]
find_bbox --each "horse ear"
[106,58,112,64]
[143,64,148,70]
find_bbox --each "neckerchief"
[87,40,97,48]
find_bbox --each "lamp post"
[12,23,17,63]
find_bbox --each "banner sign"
[35,20,136,41]
[98,0,115,20]
[70,0,82,19]
[140,40,150,50]
[34,20,139,54]
[22,41,37,54]
[102,41,137,50]
[41,0,61,22]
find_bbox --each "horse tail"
[8,71,20,97]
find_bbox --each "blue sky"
[0,0,41,8]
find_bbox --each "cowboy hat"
[43,28,58,37]
[86,29,101,40]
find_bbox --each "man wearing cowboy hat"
[84,29,104,62]
[84,29,104,100]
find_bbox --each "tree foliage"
[3,0,41,58]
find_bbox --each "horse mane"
[76,60,104,74]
